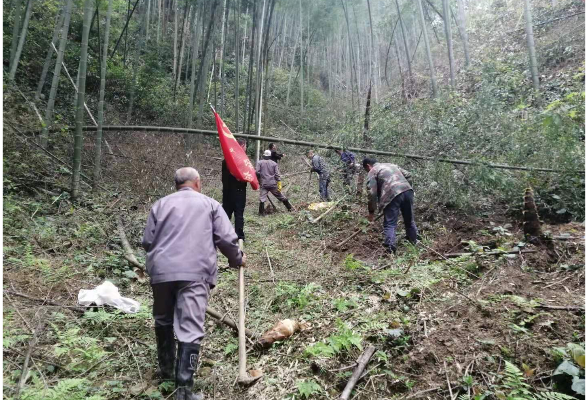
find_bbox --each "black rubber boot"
[175,388,204,400]
[175,342,203,400]
[258,202,265,216]
[155,326,176,382]
[283,199,293,211]
[384,245,396,255]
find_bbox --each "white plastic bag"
[78,281,140,313]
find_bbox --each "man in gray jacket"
[307,149,331,201]
[256,149,293,215]
[142,167,245,400]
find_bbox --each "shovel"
[237,239,263,386]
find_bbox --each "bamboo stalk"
[339,345,376,400]
[5,290,85,313]
[265,245,275,283]
[71,0,93,200]
[116,215,147,281]
[444,249,538,258]
[51,43,98,126]
[81,126,583,174]
[16,318,45,398]
[35,7,66,102]
[205,307,259,339]
[309,196,347,224]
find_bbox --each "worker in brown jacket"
[143,167,246,400]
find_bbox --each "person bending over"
[363,157,419,254]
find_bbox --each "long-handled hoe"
[237,239,263,386]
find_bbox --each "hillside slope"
[3,121,585,399]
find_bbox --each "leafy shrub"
[343,254,368,271]
[305,320,362,358]
[52,327,109,372]
[19,378,106,400]
[295,379,323,399]
[494,360,577,400]
[275,282,320,310]
[332,297,357,312]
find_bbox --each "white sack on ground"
[78,280,140,313]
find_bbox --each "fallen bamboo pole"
[443,361,454,400]
[5,290,86,313]
[537,304,584,311]
[82,125,584,174]
[10,284,260,338]
[116,215,147,281]
[444,249,538,258]
[283,170,308,177]
[309,196,347,224]
[265,245,275,283]
[339,345,376,400]
[282,182,293,195]
[205,307,259,339]
[552,236,585,241]
[16,318,46,398]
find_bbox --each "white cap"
[263,150,272,157]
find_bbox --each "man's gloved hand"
[277,181,283,191]
[240,253,247,268]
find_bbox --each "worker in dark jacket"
[143,167,245,400]
[307,149,331,201]
[363,157,419,254]
[268,143,285,163]
[222,139,247,241]
[256,150,293,215]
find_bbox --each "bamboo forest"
[2,0,586,398]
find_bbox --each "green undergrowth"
[3,138,584,399]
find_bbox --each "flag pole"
[255,68,264,163]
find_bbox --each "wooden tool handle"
[337,213,383,248]
[238,265,247,380]
[237,239,247,380]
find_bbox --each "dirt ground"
[3,138,585,399]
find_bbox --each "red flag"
[213,110,259,190]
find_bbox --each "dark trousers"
[223,188,246,240]
[383,190,418,251]
[152,281,210,344]
[318,174,331,201]
[343,165,355,188]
